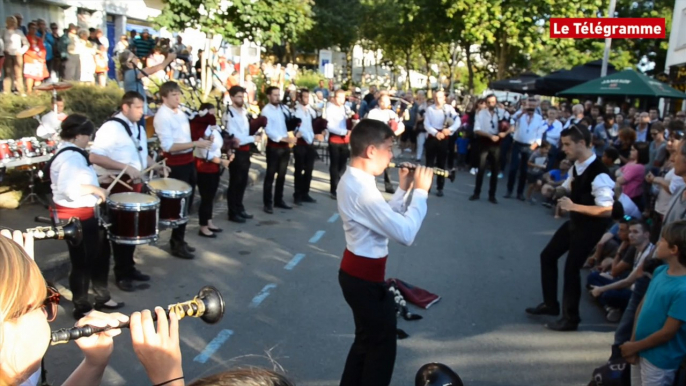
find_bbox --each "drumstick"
[108,176,133,191]
[162,159,167,179]
[142,159,165,174]
[106,166,129,195]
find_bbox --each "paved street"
[34,156,615,386]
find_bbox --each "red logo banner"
[550,18,665,39]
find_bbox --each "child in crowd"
[525,141,551,204]
[603,147,621,178]
[541,159,571,208]
[620,220,686,386]
[94,44,109,87]
[455,129,470,171]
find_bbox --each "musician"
[49,114,123,319]
[525,124,615,331]
[261,86,296,214]
[292,88,322,205]
[337,119,433,386]
[469,94,509,204]
[224,85,262,223]
[326,89,352,200]
[423,91,459,197]
[0,233,185,386]
[366,91,405,193]
[504,97,544,200]
[90,91,166,292]
[191,102,234,238]
[154,81,211,259]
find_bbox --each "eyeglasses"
[672,130,685,140]
[43,285,60,322]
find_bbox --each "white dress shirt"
[337,166,428,258]
[293,103,316,144]
[474,108,506,135]
[326,102,348,136]
[50,143,100,208]
[561,153,615,207]
[224,105,255,146]
[91,113,148,176]
[540,119,563,147]
[154,104,192,153]
[366,108,405,135]
[513,112,545,145]
[261,103,288,143]
[194,125,223,160]
[636,125,649,143]
[423,104,460,137]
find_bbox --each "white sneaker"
[470,168,477,175]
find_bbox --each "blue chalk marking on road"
[327,213,339,223]
[250,284,277,308]
[309,230,326,243]
[284,253,305,270]
[193,329,234,364]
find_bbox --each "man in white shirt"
[261,86,297,213]
[470,94,508,203]
[366,91,405,193]
[90,92,168,292]
[225,85,262,223]
[292,89,323,205]
[154,82,211,259]
[526,124,615,331]
[326,89,352,199]
[337,119,433,386]
[423,91,459,197]
[505,98,545,200]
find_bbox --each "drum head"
[108,192,160,209]
[147,178,192,197]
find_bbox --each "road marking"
[250,284,277,308]
[193,329,234,364]
[327,213,339,223]
[284,253,305,270]
[309,230,325,243]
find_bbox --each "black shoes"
[504,192,513,199]
[264,205,274,214]
[274,201,293,210]
[330,193,337,200]
[184,242,196,252]
[302,195,317,203]
[546,318,579,332]
[525,303,560,316]
[516,194,526,201]
[94,300,125,311]
[208,227,223,233]
[488,196,498,204]
[229,214,247,223]
[198,230,217,238]
[469,194,479,201]
[116,279,136,292]
[73,307,92,320]
[294,198,303,206]
[171,240,194,260]
[131,270,150,282]
[436,190,444,197]
[239,211,254,219]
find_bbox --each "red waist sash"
[329,134,349,145]
[52,204,95,220]
[267,139,290,149]
[340,248,388,283]
[162,151,193,166]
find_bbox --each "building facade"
[666,0,686,110]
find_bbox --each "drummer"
[49,114,124,319]
[90,91,168,292]
[154,81,211,259]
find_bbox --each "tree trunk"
[346,49,353,89]
[361,48,366,86]
[374,49,380,81]
[422,51,432,97]
[495,29,509,80]
[447,43,459,94]
[405,51,412,91]
[464,43,475,94]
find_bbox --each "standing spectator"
[541,106,563,170]
[94,44,109,87]
[636,112,651,143]
[119,50,176,126]
[244,73,257,105]
[593,114,618,158]
[0,31,4,80]
[133,29,155,65]
[23,22,48,94]
[49,23,62,79]
[146,47,166,81]
[172,35,186,54]
[2,16,28,95]
[63,24,80,81]
[36,19,54,80]
[314,79,330,101]
[78,30,96,84]
[505,97,544,201]
[113,34,128,56]
[96,29,109,49]
[14,13,27,35]
[87,28,99,46]
[615,142,650,210]
[648,122,667,169]
[648,107,660,124]
[617,127,638,165]
[676,111,686,122]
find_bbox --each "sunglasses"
[43,285,60,322]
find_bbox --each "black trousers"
[338,270,397,386]
[540,220,607,323]
[293,143,317,200]
[329,143,350,194]
[111,242,136,282]
[447,132,459,169]
[473,141,500,198]
[169,162,197,243]
[69,217,110,311]
[507,141,533,196]
[197,171,220,226]
[264,146,291,206]
[425,136,450,190]
[228,150,251,216]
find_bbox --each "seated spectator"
[525,141,551,204]
[585,216,632,273]
[602,147,621,177]
[541,159,571,208]
[615,142,650,210]
[590,220,654,322]
[620,220,686,385]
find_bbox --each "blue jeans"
[507,141,533,195]
[614,277,650,347]
[587,271,617,288]
[599,289,632,310]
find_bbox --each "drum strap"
[106,117,145,170]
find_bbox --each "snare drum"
[16,137,36,157]
[0,141,14,163]
[106,193,160,245]
[145,178,192,228]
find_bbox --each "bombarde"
[388,162,456,183]
[50,286,225,345]
[27,217,83,246]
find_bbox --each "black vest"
[569,156,612,231]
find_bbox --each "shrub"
[295,69,325,91]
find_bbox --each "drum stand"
[20,165,49,207]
